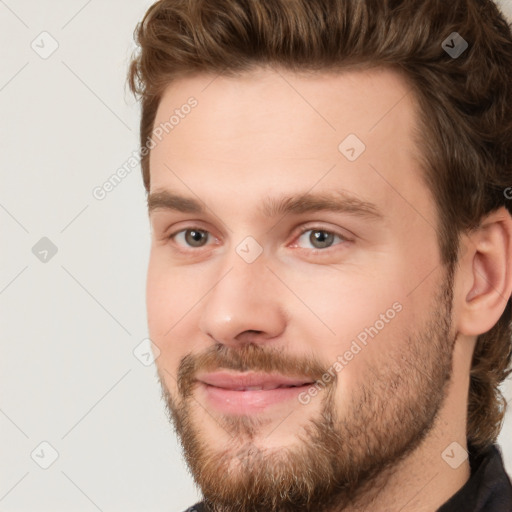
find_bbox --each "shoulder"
[182,502,204,512]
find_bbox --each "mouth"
[195,372,317,414]
[213,383,312,391]
[197,371,316,391]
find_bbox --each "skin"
[145,65,512,511]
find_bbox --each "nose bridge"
[198,243,286,343]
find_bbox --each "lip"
[199,382,314,414]
[197,371,315,390]
[196,372,316,415]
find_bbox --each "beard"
[156,265,457,512]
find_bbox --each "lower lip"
[199,383,313,414]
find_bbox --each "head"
[128,1,512,510]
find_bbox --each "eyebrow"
[147,190,384,220]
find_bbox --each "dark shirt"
[182,443,512,512]
[437,443,512,512]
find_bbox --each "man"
[128,0,512,510]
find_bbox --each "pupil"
[311,230,333,248]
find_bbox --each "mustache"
[176,341,328,397]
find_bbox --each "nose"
[198,253,287,347]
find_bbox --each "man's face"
[146,66,458,511]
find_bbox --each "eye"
[171,228,211,249]
[167,225,350,253]
[294,227,349,250]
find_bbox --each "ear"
[455,206,512,336]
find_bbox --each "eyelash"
[166,225,350,255]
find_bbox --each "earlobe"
[458,207,512,336]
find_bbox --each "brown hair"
[127,0,512,456]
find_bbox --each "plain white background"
[1,1,512,510]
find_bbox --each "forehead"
[153,66,418,150]
[148,66,433,229]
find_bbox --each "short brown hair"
[127,0,512,456]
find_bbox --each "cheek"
[146,254,169,336]
[146,256,198,383]
[285,264,414,381]
[284,264,406,337]
[146,251,198,340]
